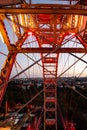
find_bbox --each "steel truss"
[0,1,87,130]
[42,52,58,130]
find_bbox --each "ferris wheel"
[0,0,87,130]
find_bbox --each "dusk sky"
[0,0,87,79]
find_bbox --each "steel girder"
[8,47,87,54]
[0,8,87,15]
[0,32,28,106]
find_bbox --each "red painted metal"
[0,33,28,106]
[42,51,58,130]
[65,121,76,130]
[27,124,35,130]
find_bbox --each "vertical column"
[43,55,58,130]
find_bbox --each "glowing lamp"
[0,32,4,43]
[28,31,33,36]
[69,32,75,36]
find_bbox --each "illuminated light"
[76,16,83,31]
[29,14,35,28]
[19,14,24,26]
[68,15,72,28]
[80,16,83,28]
[0,127,11,130]
[10,16,16,32]
[69,32,75,36]
[28,31,33,36]
[0,32,4,43]
[10,16,13,21]
[67,23,70,28]
[27,124,35,130]
[19,14,23,25]
[25,14,28,27]
[74,15,78,27]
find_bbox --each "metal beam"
[0,8,87,15]
[9,47,87,53]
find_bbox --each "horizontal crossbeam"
[9,47,87,53]
[0,8,87,15]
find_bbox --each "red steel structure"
[0,0,87,129]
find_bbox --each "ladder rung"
[45,119,56,125]
[43,57,57,63]
[45,97,56,102]
[44,89,56,92]
[45,108,56,112]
